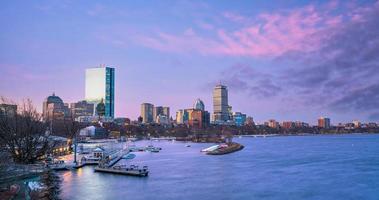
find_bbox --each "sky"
[1,0,379,124]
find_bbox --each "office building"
[213,84,229,123]
[233,112,246,126]
[85,66,115,118]
[70,100,94,120]
[318,117,331,129]
[193,98,205,111]
[141,103,154,123]
[42,93,70,121]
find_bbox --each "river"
[59,134,379,200]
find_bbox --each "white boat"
[201,145,220,152]
[45,157,68,170]
[146,145,161,153]
[185,144,191,147]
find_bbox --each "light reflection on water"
[59,135,379,200]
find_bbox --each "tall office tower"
[141,103,154,123]
[318,117,331,129]
[163,107,170,119]
[85,66,115,118]
[213,84,229,122]
[153,106,163,122]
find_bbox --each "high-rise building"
[193,98,205,111]
[186,109,210,128]
[42,93,70,121]
[85,66,115,118]
[213,84,229,123]
[318,117,331,128]
[233,112,246,126]
[70,100,94,120]
[153,106,170,122]
[176,110,184,124]
[282,121,295,129]
[163,107,170,119]
[141,103,154,123]
[267,119,279,129]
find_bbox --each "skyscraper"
[318,117,331,128]
[213,84,229,122]
[193,98,205,111]
[85,66,115,118]
[141,103,154,123]
[153,106,170,122]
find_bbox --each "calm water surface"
[59,134,379,200]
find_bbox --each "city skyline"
[1,0,379,123]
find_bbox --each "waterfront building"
[176,109,184,124]
[213,84,229,123]
[193,98,205,111]
[282,121,295,129]
[114,117,131,126]
[294,121,309,128]
[233,112,247,126]
[85,66,115,118]
[70,100,94,120]
[156,114,169,125]
[186,109,210,128]
[353,120,361,128]
[267,119,279,129]
[141,103,154,123]
[0,104,17,117]
[42,93,70,121]
[245,116,255,126]
[318,117,331,129]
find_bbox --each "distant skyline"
[1,0,379,124]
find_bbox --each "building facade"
[213,84,229,123]
[42,93,70,121]
[318,117,331,128]
[233,112,246,126]
[193,98,205,111]
[85,66,115,118]
[70,100,94,120]
[141,103,154,123]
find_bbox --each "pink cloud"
[136,2,376,57]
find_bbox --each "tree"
[0,98,53,164]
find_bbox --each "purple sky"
[1,0,379,124]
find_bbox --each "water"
[59,134,379,200]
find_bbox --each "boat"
[94,165,149,177]
[185,144,191,147]
[146,145,161,152]
[201,145,219,152]
[45,157,68,170]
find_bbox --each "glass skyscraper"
[213,84,229,122]
[85,66,115,118]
